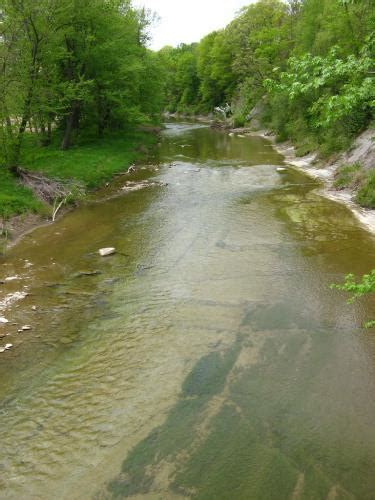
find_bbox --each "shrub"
[356,170,375,208]
[334,163,363,189]
[331,270,375,328]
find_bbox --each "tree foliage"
[331,270,375,328]
[160,0,375,153]
[0,0,164,167]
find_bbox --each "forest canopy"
[160,0,375,155]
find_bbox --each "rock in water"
[0,343,13,353]
[277,167,287,173]
[0,317,9,324]
[99,247,116,257]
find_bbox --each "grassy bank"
[0,130,157,222]
[335,163,375,209]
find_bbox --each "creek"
[0,123,375,499]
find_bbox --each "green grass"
[333,163,375,209]
[356,170,375,208]
[0,131,157,220]
[0,169,43,218]
[334,163,363,190]
[21,131,156,188]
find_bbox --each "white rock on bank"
[99,248,116,257]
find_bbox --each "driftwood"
[16,167,85,221]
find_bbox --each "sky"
[133,0,255,50]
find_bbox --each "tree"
[0,0,164,169]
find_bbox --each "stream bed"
[0,123,375,499]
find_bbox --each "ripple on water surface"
[0,123,375,499]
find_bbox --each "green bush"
[356,171,375,208]
[331,270,375,328]
[232,114,246,128]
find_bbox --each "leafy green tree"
[0,0,164,167]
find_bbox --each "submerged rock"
[99,247,116,257]
[74,270,102,278]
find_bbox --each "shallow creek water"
[0,123,375,499]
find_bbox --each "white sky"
[133,0,255,50]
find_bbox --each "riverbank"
[225,126,375,236]
[0,130,158,251]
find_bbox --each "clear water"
[0,123,375,499]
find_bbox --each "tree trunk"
[47,115,53,144]
[11,105,31,168]
[61,102,80,150]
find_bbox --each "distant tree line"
[0,0,164,169]
[160,0,375,155]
